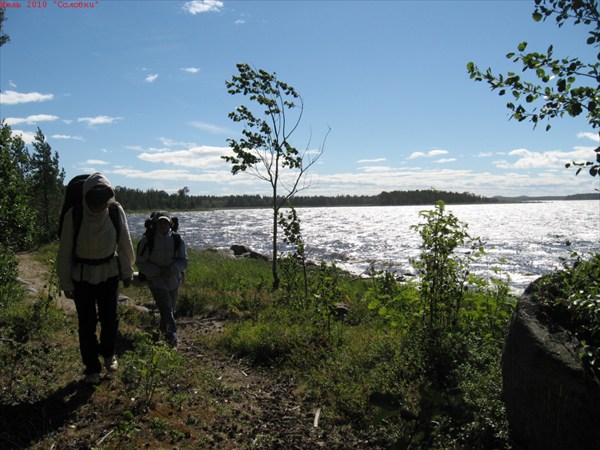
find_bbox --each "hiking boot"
[167,333,179,349]
[84,373,101,385]
[104,356,118,372]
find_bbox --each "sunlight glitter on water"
[128,200,600,294]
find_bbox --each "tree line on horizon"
[113,186,599,212]
[113,186,498,211]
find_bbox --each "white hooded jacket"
[57,173,135,292]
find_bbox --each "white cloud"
[476,152,493,158]
[159,137,197,148]
[138,145,229,169]
[78,116,122,126]
[52,134,84,141]
[145,74,159,83]
[85,159,109,165]
[407,149,448,160]
[10,129,36,144]
[181,67,200,73]
[4,114,59,126]
[435,158,456,164]
[112,168,232,184]
[358,165,394,173]
[578,131,600,143]
[0,90,54,105]
[357,158,386,163]
[189,121,229,134]
[494,147,594,170]
[182,0,223,15]
[126,145,170,153]
[234,19,246,25]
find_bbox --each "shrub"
[530,252,600,374]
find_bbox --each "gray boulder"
[502,291,600,449]
[230,244,269,261]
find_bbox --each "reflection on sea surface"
[128,200,600,293]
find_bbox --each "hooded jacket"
[57,173,135,292]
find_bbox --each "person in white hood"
[57,173,135,384]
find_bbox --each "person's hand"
[64,290,75,299]
[123,278,132,288]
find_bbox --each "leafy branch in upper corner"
[467,0,600,177]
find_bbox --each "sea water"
[128,200,600,293]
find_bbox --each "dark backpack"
[58,174,121,260]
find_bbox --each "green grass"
[2,241,521,448]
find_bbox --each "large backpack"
[58,174,121,258]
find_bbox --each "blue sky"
[1,0,598,197]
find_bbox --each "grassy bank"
[1,211,519,448]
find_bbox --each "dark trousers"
[73,277,119,374]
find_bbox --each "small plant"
[410,200,486,332]
[366,268,419,327]
[121,332,183,406]
[278,204,309,306]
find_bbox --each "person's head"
[85,185,114,213]
[153,212,172,235]
[83,172,115,213]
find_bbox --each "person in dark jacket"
[136,211,188,348]
[57,173,135,384]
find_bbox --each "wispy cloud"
[4,114,59,125]
[358,158,386,164]
[145,74,159,83]
[189,121,229,134]
[435,158,456,164]
[578,131,600,143]
[51,134,84,141]
[181,67,200,73]
[85,159,109,165]
[126,145,170,153]
[137,146,229,169]
[112,168,231,184]
[0,90,54,105]
[407,149,448,160]
[78,116,122,126]
[159,137,197,148]
[182,0,223,15]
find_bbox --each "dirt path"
[13,253,384,448]
[17,251,75,311]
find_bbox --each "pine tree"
[28,128,65,244]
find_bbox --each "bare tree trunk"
[271,191,280,291]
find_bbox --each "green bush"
[0,246,65,402]
[531,252,600,374]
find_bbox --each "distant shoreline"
[116,187,599,213]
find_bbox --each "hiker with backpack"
[137,211,187,348]
[57,173,135,384]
